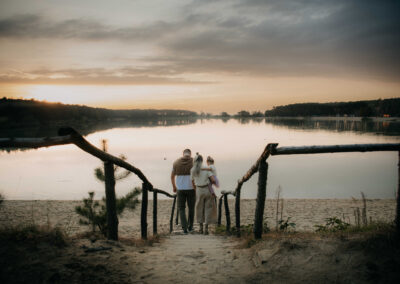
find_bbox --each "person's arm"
[192,179,196,193]
[171,171,177,193]
[202,167,212,171]
[209,175,216,184]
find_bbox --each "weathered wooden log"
[237,144,276,185]
[254,159,268,239]
[153,191,158,235]
[218,196,223,226]
[104,161,118,240]
[170,196,177,233]
[0,135,73,148]
[271,143,400,156]
[59,127,153,186]
[223,194,231,233]
[141,182,149,239]
[221,190,235,196]
[396,151,400,233]
[235,183,242,237]
[149,188,176,198]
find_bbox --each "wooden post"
[218,196,223,226]
[396,151,400,233]
[254,159,268,239]
[153,190,158,235]
[104,161,118,240]
[224,194,231,233]
[235,183,242,237]
[141,182,149,239]
[170,196,177,233]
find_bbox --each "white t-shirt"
[176,175,193,190]
[209,165,217,176]
[191,168,213,187]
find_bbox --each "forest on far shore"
[263,98,400,118]
[1,97,399,129]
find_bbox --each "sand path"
[131,233,254,284]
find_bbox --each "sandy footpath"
[0,199,395,237]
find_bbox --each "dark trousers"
[177,189,196,230]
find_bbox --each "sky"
[0,0,399,113]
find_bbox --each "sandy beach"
[0,199,395,237]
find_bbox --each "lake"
[0,117,399,200]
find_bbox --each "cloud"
[0,14,180,42]
[0,67,212,85]
[0,0,399,81]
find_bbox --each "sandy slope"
[130,233,254,283]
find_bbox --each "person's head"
[206,156,214,165]
[183,148,191,157]
[191,152,203,177]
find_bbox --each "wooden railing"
[0,127,177,240]
[219,143,400,238]
[2,129,399,240]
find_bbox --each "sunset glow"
[0,0,399,112]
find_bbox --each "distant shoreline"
[264,116,400,122]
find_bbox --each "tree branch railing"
[2,130,399,240]
[226,142,400,239]
[0,127,177,241]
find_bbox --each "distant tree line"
[0,98,197,127]
[264,98,400,117]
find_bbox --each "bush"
[315,217,350,232]
[75,188,141,236]
[278,217,296,232]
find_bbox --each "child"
[204,156,219,196]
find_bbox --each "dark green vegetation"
[265,98,400,117]
[0,97,197,136]
[75,152,141,237]
[75,189,141,237]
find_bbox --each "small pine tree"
[75,140,141,236]
[0,193,4,206]
[75,188,141,236]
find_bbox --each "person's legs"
[195,188,206,225]
[204,193,217,233]
[177,190,188,232]
[187,189,196,231]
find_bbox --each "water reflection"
[0,117,197,138]
[0,118,398,200]
[263,117,400,136]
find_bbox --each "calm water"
[0,118,399,200]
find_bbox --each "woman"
[191,153,217,234]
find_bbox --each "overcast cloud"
[0,0,399,84]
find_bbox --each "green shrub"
[278,217,296,232]
[315,217,350,232]
[75,188,141,236]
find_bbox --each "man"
[171,148,195,234]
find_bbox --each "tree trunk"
[254,159,268,239]
[153,191,158,235]
[104,161,118,240]
[141,182,149,239]
[224,194,231,233]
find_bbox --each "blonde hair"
[190,153,203,177]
